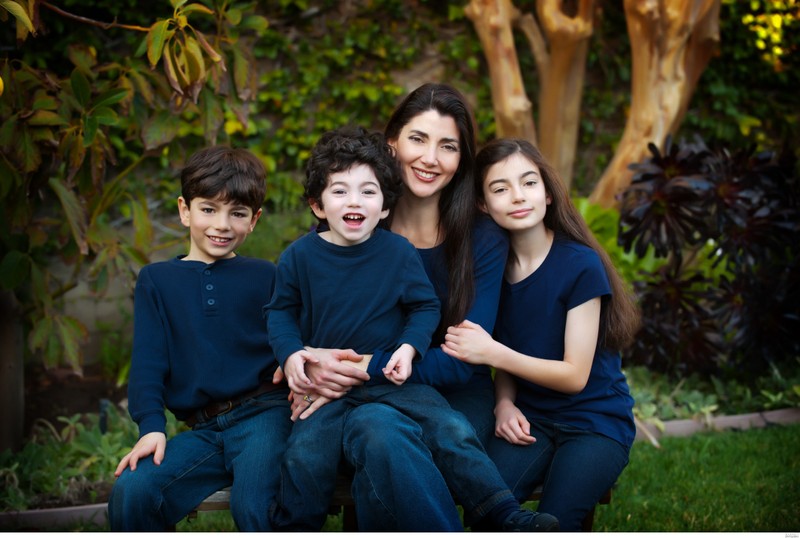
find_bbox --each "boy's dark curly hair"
[304,126,403,218]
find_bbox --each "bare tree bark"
[590,0,721,207]
[467,0,594,189]
[525,0,594,188]
[465,0,537,144]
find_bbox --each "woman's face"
[389,110,461,201]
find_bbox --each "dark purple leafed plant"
[617,136,799,378]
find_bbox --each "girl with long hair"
[442,138,640,531]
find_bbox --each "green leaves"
[70,70,91,109]
[48,176,89,256]
[146,19,173,67]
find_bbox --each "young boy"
[265,126,559,532]
[108,146,291,531]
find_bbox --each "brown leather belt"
[185,380,286,427]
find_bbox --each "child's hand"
[494,401,536,446]
[383,343,415,385]
[114,431,167,476]
[441,319,498,366]
[283,349,320,394]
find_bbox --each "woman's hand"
[303,347,371,398]
[114,431,167,476]
[289,391,332,421]
[494,401,536,446]
[441,319,500,366]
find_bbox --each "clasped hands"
[279,344,416,421]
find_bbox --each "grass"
[591,423,800,532]
[171,422,800,532]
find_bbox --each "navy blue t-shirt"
[495,236,635,448]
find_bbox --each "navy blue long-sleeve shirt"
[265,228,440,367]
[367,216,510,391]
[128,255,279,437]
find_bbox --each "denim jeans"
[108,390,291,531]
[274,383,515,531]
[486,418,630,531]
[442,384,496,448]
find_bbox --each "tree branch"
[41,1,150,32]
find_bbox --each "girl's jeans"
[487,418,630,531]
[108,390,291,531]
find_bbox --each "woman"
[299,83,510,530]
[441,138,640,530]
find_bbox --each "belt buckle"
[217,400,234,416]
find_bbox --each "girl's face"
[480,153,551,233]
[389,110,461,201]
[179,195,261,263]
[310,163,390,247]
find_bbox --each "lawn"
[590,422,800,532]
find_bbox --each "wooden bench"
[186,477,612,531]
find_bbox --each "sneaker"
[502,509,560,532]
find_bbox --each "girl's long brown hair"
[475,139,640,350]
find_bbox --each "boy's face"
[310,163,390,247]
[178,195,262,263]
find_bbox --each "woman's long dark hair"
[475,139,640,350]
[385,83,478,331]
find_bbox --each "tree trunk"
[0,290,24,452]
[589,0,721,208]
[527,0,594,189]
[466,0,538,144]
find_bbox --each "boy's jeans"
[270,383,515,531]
[487,418,630,531]
[108,390,291,531]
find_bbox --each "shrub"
[618,136,800,378]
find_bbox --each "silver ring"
[303,394,314,403]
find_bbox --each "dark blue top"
[128,255,280,437]
[265,228,441,368]
[494,236,636,448]
[368,216,509,393]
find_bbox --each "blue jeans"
[282,383,514,531]
[487,418,630,531]
[108,390,291,531]
[442,384,496,447]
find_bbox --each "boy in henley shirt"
[109,146,291,531]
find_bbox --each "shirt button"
[207,299,215,305]
[204,270,211,275]
[206,284,214,290]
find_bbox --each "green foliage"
[0,1,278,371]
[0,405,132,511]
[626,362,800,434]
[1,0,798,382]
[681,0,800,150]
[0,403,188,513]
